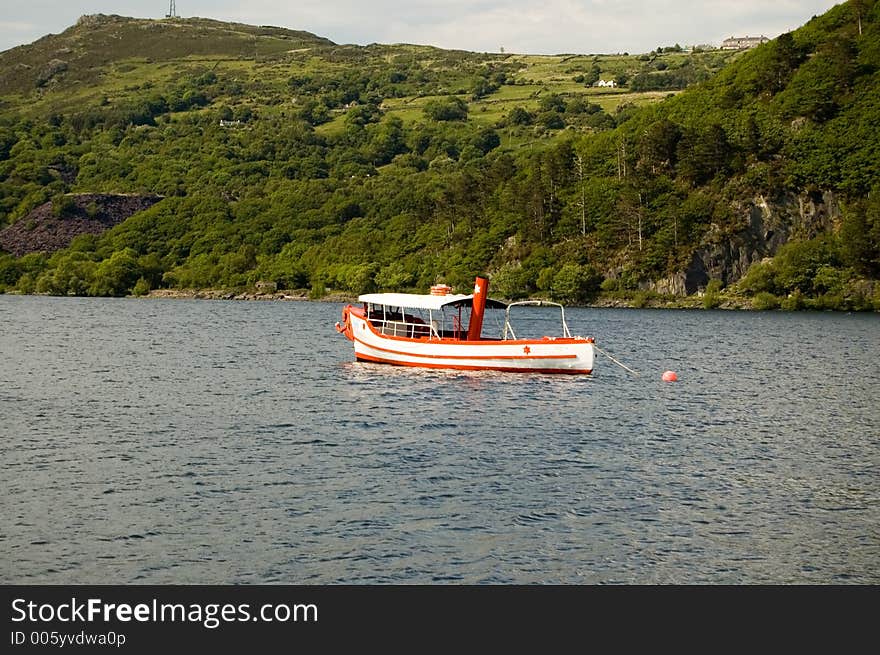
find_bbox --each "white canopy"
[358,292,506,311]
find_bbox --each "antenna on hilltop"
[165,1,177,18]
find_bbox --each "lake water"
[1,295,878,584]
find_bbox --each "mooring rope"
[594,345,641,377]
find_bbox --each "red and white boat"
[336,277,595,374]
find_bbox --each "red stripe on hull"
[355,352,592,375]
[353,335,578,361]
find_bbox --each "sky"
[0,1,844,55]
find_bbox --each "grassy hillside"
[0,5,877,310]
[0,15,734,124]
[0,15,332,94]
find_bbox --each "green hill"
[0,14,334,95]
[0,4,877,310]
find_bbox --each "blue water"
[1,295,878,583]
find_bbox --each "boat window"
[365,304,436,339]
[361,300,508,340]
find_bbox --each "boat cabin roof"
[358,292,507,311]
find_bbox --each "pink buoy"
[662,370,678,382]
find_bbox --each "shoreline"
[3,287,875,312]
[145,288,351,302]
[145,287,741,310]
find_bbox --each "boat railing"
[502,300,572,340]
[369,315,441,339]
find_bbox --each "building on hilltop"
[720,35,769,50]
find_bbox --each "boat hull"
[342,307,594,374]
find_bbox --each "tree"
[507,106,534,126]
[298,100,330,125]
[851,0,867,36]
[346,103,382,127]
[583,64,601,87]
[572,153,589,236]
[365,117,407,165]
[774,39,857,122]
[550,264,601,303]
[538,112,564,129]
[839,192,880,277]
[51,194,76,217]
[89,248,141,296]
[471,77,498,100]
[763,32,804,93]
[424,97,468,122]
[638,119,681,175]
[470,128,500,154]
[538,94,566,113]
[676,124,732,184]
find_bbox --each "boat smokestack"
[467,276,489,341]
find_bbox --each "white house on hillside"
[721,35,769,50]
[596,79,616,88]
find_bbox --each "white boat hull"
[344,309,594,374]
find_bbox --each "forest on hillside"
[0,3,878,310]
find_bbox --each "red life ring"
[336,306,351,334]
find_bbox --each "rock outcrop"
[0,193,163,256]
[643,190,840,295]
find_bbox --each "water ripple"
[1,296,878,584]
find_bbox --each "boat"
[335,276,595,374]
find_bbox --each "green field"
[1,17,735,145]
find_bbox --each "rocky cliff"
[644,190,841,295]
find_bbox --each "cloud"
[0,21,38,32]
[217,0,842,54]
